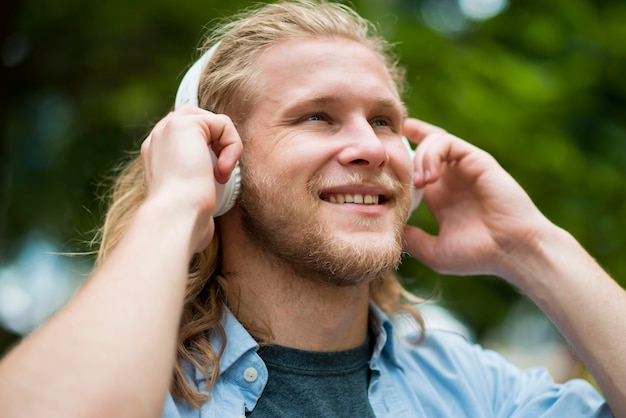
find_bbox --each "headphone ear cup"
[209,149,242,217]
[411,186,424,213]
[402,137,423,213]
[175,43,241,217]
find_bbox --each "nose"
[336,122,389,168]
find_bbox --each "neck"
[218,213,371,352]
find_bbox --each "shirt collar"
[194,306,260,385]
[194,302,402,384]
[368,301,403,369]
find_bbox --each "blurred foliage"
[1,0,625,353]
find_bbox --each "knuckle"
[140,138,150,155]
[212,113,233,126]
[161,117,189,134]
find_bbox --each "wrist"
[138,194,214,259]
[498,217,592,301]
[495,217,566,287]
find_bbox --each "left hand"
[402,118,549,281]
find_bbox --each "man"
[0,1,624,417]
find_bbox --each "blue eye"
[372,119,389,127]
[308,114,326,121]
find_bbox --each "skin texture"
[0,36,624,418]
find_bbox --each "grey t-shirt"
[248,336,376,417]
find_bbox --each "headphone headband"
[175,43,221,109]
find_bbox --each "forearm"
[0,199,198,418]
[504,221,626,416]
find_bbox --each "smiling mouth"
[320,193,386,205]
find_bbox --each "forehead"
[249,37,404,113]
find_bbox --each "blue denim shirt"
[162,304,611,417]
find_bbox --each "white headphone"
[175,43,241,217]
[174,43,421,217]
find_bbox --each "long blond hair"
[95,0,424,409]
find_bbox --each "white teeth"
[325,194,379,205]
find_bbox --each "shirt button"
[243,367,258,383]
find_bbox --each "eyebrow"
[281,93,408,118]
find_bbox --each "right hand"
[140,105,243,253]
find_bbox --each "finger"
[403,118,446,145]
[402,225,440,269]
[195,114,244,184]
[403,118,447,187]
[140,135,152,191]
[140,135,152,159]
[408,128,477,189]
[149,110,179,137]
[141,109,207,186]
[415,133,456,186]
[176,104,213,116]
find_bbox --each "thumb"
[403,225,439,268]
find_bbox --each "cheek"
[388,147,414,184]
[279,144,338,178]
[242,145,323,194]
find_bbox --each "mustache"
[307,171,407,199]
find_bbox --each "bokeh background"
[1,0,625,381]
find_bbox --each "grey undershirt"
[247,336,376,417]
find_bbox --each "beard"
[237,161,412,287]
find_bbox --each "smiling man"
[232,37,412,290]
[0,1,624,417]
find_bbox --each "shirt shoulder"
[391,328,612,417]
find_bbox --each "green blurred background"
[1,0,625,374]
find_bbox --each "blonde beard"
[237,164,411,287]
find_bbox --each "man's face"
[237,37,413,286]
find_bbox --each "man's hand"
[402,117,549,282]
[140,105,243,254]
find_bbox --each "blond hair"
[96,0,423,409]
